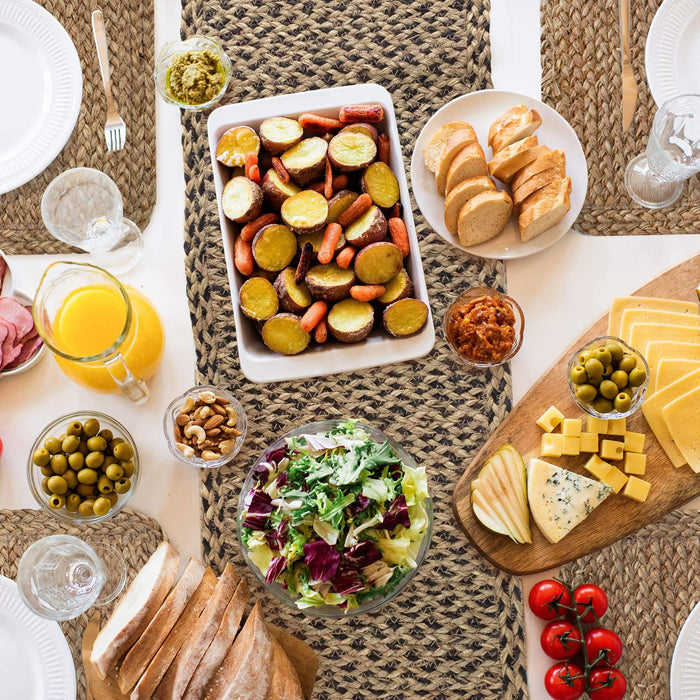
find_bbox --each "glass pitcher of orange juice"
[32,262,165,404]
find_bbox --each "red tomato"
[588,667,627,700]
[541,620,582,660]
[585,627,623,667]
[544,662,585,700]
[529,579,573,620]
[573,583,608,623]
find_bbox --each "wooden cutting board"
[453,253,700,575]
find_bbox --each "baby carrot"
[388,217,410,258]
[314,317,328,344]
[337,193,372,227]
[324,159,334,199]
[335,245,356,269]
[300,301,328,333]
[317,223,343,264]
[378,133,390,164]
[240,212,279,242]
[271,157,290,183]
[390,202,402,219]
[234,235,254,276]
[248,164,261,184]
[350,284,386,302]
[298,113,344,132]
[244,153,258,180]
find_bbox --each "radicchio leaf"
[382,494,410,531]
[265,447,287,465]
[303,540,340,582]
[251,462,272,486]
[330,560,364,596]
[243,489,273,531]
[265,556,288,584]
[266,519,289,551]
[347,494,371,517]
[345,540,382,568]
[275,471,289,489]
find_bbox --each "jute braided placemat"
[541,0,700,235]
[560,509,700,699]
[0,508,165,700]
[0,0,156,255]
[180,1,528,698]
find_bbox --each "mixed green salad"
[240,420,430,611]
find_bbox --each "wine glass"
[624,94,700,209]
[41,168,143,275]
[16,535,126,621]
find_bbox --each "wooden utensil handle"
[620,0,631,61]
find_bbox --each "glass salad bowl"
[237,419,433,618]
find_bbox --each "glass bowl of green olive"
[567,336,650,419]
[27,412,139,523]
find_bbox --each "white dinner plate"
[0,575,76,699]
[646,0,700,107]
[411,89,588,260]
[671,599,700,699]
[0,0,82,194]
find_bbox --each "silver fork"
[91,9,126,152]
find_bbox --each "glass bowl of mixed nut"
[163,385,247,468]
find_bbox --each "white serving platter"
[208,83,435,384]
[411,89,588,260]
[671,598,700,700]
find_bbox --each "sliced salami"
[0,298,33,340]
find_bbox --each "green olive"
[41,477,52,496]
[78,500,95,516]
[570,365,588,385]
[113,442,134,461]
[109,437,125,452]
[63,469,78,490]
[93,497,111,517]
[602,363,614,378]
[97,475,114,494]
[85,451,105,469]
[78,440,90,455]
[121,460,135,478]
[106,491,118,506]
[614,393,632,412]
[102,456,118,468]
[628,367,647,387]
[114,478,131,494]
[49,494,66,509]
[98,428,113,442]
[77,468,99,485]
[47,475,68,495]
[50,454,68,475]
[619,386,634,398]
[105,464,124,481]
[605,342,624,362]
[599,379,619,400]
[65,494,81,513]
[575,384,598,403]
[61,435,80,454]
[618,354,637,373]
[68,452,85,470]
[40,465,54,477]
[57,433,66,442]
[65,421,83,436]
[44,437,62,455]
[32,448,51,467]
[83,418,100,438]
[610,370,629,390]
[591,396,614,413]
[87,436,107,452]
[584,357,605,380]
[76,483,98,498]
[578,350,595,365]
[594,348,612,365]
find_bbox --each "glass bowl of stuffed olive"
[27,412,139,523]
[567,336,649,419]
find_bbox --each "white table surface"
[1,0,699,697]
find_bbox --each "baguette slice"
[513,167,564,211]
[119,558,206,693]
[182,578,249,700]
[518,177,572,242]
[264,636,304,700]
[443,176,496,234]
[203,603,274,700]
[488,104,542,154]
[132,569,218,700]
[435,128,477,195]
[423,121,474,173]
[91,542,180,680]
[444,142,488,194]
[154,564,239,700]
[488,136,539,184]
[511,148,565,192]
[457,190,513,247]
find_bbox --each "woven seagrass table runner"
[560,509,700,699]
[0,508,164,700]
[181,1,528,698]
[0,0,156,255]
[541,0,700,235]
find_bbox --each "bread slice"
[435,128,478,195]
[91,542,180,680]
[488,136,539,184]
[511,148,566,192]
[457,190,513,247]
[265,636,304,700]
[203,603,275,700]
[182,578,249,700]
[488,105,542,154]
[423,121,474,173]
[513,167,564,211]
[119,557,206,693]
[444,142,488,194]
[443,176,496,234]
[154,564,239,700]
[132,568,217,700]
[518,177,572,242]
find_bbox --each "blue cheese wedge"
[527,458,613,544]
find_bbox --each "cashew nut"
[201,449,222,461]
[179,396,195,414]
[198,390,217,404]
[184,423,206,445]
[219,439,236,455]
[225,406,238,427]
[175,442,195,458]
[195,405,214,420]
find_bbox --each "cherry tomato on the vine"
[588,666,627,700]
[585,627,623,667]
[573,583,608,623]
[541,619,582,660]
[544,662,585,700]
[529,579,573,620]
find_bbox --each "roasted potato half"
[280,137,328,185]
[251,224,297,272]
[339,123,379,143]
[274,267,312,313]
[361,162,400,209]
[354,241,403,285]
[305,263,356,303]
[239,277,279,321]
[281,190,328,235]
[222,176,263,223]
[327,189,359,224]
[216,126,260,167]
[259,117,304,155]
[262,314,310,355]
[327,299,375,343]
[377,268,414,305]
[328,132,377,172]
[297,230,345,255]
[344,205,387,248]
[383,299,430,337]
[261,169,301,211]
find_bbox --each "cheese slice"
[608,297,699,337]
[646,341,700,395]
[663,384,700,473]
[629,323,700,360]
[526,458,613,544]
[656,359,700,392]
[618,309,700,345]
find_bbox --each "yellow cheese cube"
[583,454,614,481]
[600,465,629,494]
[562,419,582,437]
[580,432,599,453]
[622,475,651,502]
[536,406,565,433]
[600,439,624,461]
[541,433,564,458]
[562,436,581,456]
[624,431,646,453]
[608,418,627,436]
[623,452,647,476]
[586,416,609,434]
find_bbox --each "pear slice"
[498,445,531,536]
[471,490,510,538]
[472,476,527,543]
[482,450,531,542]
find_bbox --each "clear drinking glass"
[624,94,700,209]
[16,535,126,621]
[41,168,143,275]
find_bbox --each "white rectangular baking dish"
[207,83,435,383]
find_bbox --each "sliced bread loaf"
[512,167,564,211]
[511,148,566,191]
[457,190,513,247]
[518,177,572,242]
[443,176,496,234]
[444,142,488,194]
[435,128,478,195]
[265,636,305,700]
[423,121,474,173]
[488,136,539,184]
[488,105,542,154]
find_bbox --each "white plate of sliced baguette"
[411,89,587,259]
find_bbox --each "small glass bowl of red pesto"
[442,287,524,369]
